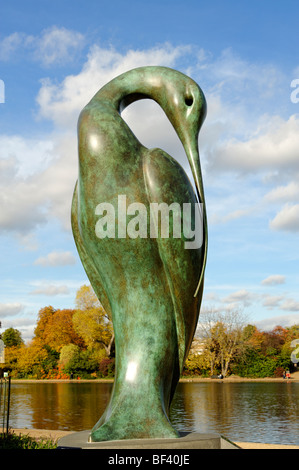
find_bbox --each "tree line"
[1,285,298,379]
[185,309,298,378]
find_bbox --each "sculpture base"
[57,431,239,449]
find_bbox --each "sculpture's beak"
[183,135,205,205]
[183,134,207,298]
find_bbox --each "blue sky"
[1,0,299,342]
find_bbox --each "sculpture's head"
[156,67,207,204]
[98,66,207,204]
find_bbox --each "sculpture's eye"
[185,97,193,107]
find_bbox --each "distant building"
[189,338,205,356]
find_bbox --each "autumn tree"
[260,326,288,356]
[243,325,270,358]
[199,325,220,375]
[72,285,114,357]
[16,340,49,378]
[2,345,21,375]
[184,351,210,376]
[45,309,85,352]
[33,306,85,352]
[33,306,56,344]
[197,308,247,376]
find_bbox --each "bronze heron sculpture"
[71,66,207,442]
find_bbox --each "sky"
[0,0,299,343]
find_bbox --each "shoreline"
[8,428,299,449]
[8,375,299,384]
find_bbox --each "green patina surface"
[71,66,207,442]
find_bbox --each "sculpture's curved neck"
[91,67,169,114]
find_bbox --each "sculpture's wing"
[143,148,205,373]
[71,182,113,319]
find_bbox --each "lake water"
[7,381,299,445]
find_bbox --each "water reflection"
[10,382,112,431]
[9,382,299,445]
[170,382,299,445]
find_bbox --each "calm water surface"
[8,382,299,445]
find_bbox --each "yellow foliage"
[17,340,48,374]
[73,285,114,353]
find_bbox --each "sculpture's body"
[71,66,207,442]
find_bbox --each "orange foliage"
[41,365,70,380]
[34,306,85,352]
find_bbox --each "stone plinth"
[57,431,239,449]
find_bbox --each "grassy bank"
[0,430,56,449]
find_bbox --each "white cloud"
[206,114,299,175]
[255,313,299,331]
[15,233,39,251]
[34,251,76,267]
[0,27,85,66]
[222,289,254,307]
[262,295,284,309]
[0,135,54,178]
[280,298,299,312]
[265,178,299,235]
[0,133,78,235]
[270,204,299,232]
[207,48,282,95]
[261,274,286,286]
[209,208,251,225]
[34,26,85,66]
[0,302,24,316]
[30,284,70,295]
[261,292,299,313]
[0,32,30,60]
[261,293,299,312]
[0,135,62,236]
[265,181,299,203]
[0,165,47,233]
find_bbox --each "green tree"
[62,347,99,377]
[233,324,298,377]
[59,344,80,369]
[41,345,60,372]
[2,328,24,347]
